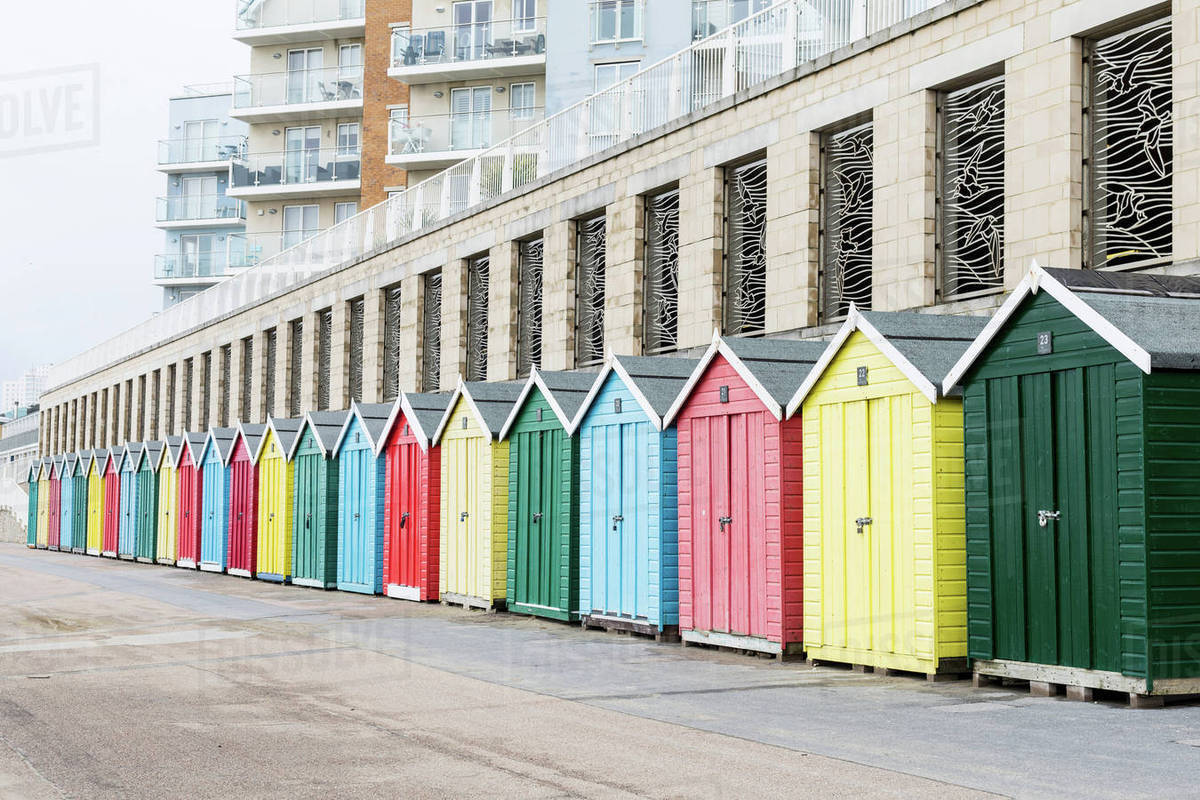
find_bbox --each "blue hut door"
[341,447,370,588]
[593,422,648,620]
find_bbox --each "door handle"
[855,516,872,534]
[460,511,469,522]
[400,511,409,528]
[1037,510,1061,528]
[612,514,623,531]
[532,511,543,523]
[718,515,732,532]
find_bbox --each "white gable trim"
[784,314,858,417]
[566,359,617,435]
[374,396,409,456]
[570,356,670,434]
[662,331,722,427]
[431,378,495,444]
[662,330,786,426]
[499,368,576,440]
[331,401,367,457]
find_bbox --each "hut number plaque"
[1037,331,1053,355]
[857,366,869,386]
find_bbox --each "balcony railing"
[154,243,254,280]
[235,0,365,30]
[391,17,547,69]
[691,0,774,40]
[389,108,545,158]
[233,67,363,110]
[230,148,361,191]
[158,135,247,166]
[155,194,246,223]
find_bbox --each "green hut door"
[988,367,1121,672]
[514,429,560,610]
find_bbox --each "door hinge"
[855,516,872,534]
[1037,509,1061,528]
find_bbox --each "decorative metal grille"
[219,345,231,426]
[517,238,544,379]
[1086,19,1172,269]
[422,272,443,392]
[123,380,132,442]
[383,286,403,402]
[137,376,146,441]
[724,158,767,335]
[241,337,253,422]
[348,298,364,403]
[167,365,176,436]
[940,78,1005,298]
[264,328,277,417]
[152,371,161,440]
[466,255,490,382]
[183,360,193,431]
[201,352,211,430]
[317,310,332,411]
[576,216,606,366]
[644,188,680,354]
[821,123,874,321]
[288,319,303,417]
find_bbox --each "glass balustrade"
[389,108,545,157]
[230,148,361,190]
[233,66,363,109]
[391,17,547,68]
[235,0,365,30]
[155,195,246,223]
[158,135,247,165]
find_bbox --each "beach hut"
[498,369,595,622]
[25,461,39,548]
[254,417,302,583]
[573,355,697,637]
[85,449,106,556]
[57,454,77,552]
[36,457,51,549]
[288,411,347,589]
[69,452,88,554]
[176,433,207,568]
[227,423,265,578]
[662,334,825,657]
[156,437,182,565]
[117,443,142,560]
[942,265,1200,703]
[47,456,64,550]
[378,391,452,601]
[101,449,121,558]
[431,379,524,610]
[786,308,985,676]
[332,402,392,595]
[135,441,162,563]
[199,427,236,573]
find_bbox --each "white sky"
[0,1,245,387]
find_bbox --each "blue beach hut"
[199,427,236,573]
[117,443,142,559]
[332,402,392,595]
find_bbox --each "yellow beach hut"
[155,436,183,565]
[786,307,985,677]
[255,416,302,583]
[85,449,107,556]
[430,379,523,610]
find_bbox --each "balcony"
[155,195,246,228]
[157,135,247,173]
[154,241,254,284]
[389,17,546,84]
[233,0,366,45]
[228,147,361,200]
[231,67,363,123]
[387,108,544,171]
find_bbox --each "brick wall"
[362,0,411,207]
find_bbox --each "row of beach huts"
[23,265,1200,705]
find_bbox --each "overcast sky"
[0,2,245,387]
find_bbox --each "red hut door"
[228,444,258,575]
[389,439,422,590]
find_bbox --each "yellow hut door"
[445,436,477,598]
[822,395,916,660]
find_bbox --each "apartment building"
[154,87,250,307]
[229,0,370,263]
[1,365,50,412]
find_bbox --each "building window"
[339,43,363,83]
[335,201,358,224]
[422,271,443,392]
[590,0,642,43]
[724,157,767,335]
[451,86,492,150]
[264,328,277,417]
[348,298,364,404]
[939,76,1005,299]
[510,83,536,121]
[1084,18,1172,270]
[591,62,640,150]
[288,319,303,417]
[517,238,544,379]
[317,310,332,411]
[282,204,320,250]
[466,254,490,382]
[220,345,232,427]
[514,0,536,31]
[691,0,771,40]
[644,188,680,354]
[337,122,360,156]
[576,215,606,367]
[383,285,403,402]
[820,122,873,322]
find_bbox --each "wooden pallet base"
[136,557,154,564]
[198,564,223,573]
[681,629,803,660]
[155,558,176,567]
[118,554,135,561]
[508,602,577,623]
[806,657,969,682]
[441,592,504,612]
[973,659,1200,707]
[257,573,289,585]
[101,551,117,558]
[72,548,86,555]
[581,615,680,643]
[48,546,59,552]
[175,559,197,569]
[291,578,335,590]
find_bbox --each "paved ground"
[1,545,1198,799]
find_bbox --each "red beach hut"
[101,449,122,558]
[176,432,207,569]
[662,333,824,657]
[377,390,452,601]
[227,423,265,578]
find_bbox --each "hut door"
[394,441,422,589]
[295,455,317,574]
[515,430,557,609]
[605,422,645,619]
[445,438,476,596]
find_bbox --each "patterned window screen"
[383,286,403,402]
[820,122,874,322]
[516,238,544,378]
[288,319,303,417]
[422,271,443,392]
[241,337,253,422]
[183,359,193,431]
[137,376,146,441]
[643,188,679,354]
[317,310,332,411]
[348,298,364,403]
[466,255,490,382]
[575,216,606,366]
[724,158,767,335]
[264,328,277,418]
[123,380,132,442]
[940,77,1005,298]
[1085,19,1171,269]
[219,345,232,427]
[161,369,170,438]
